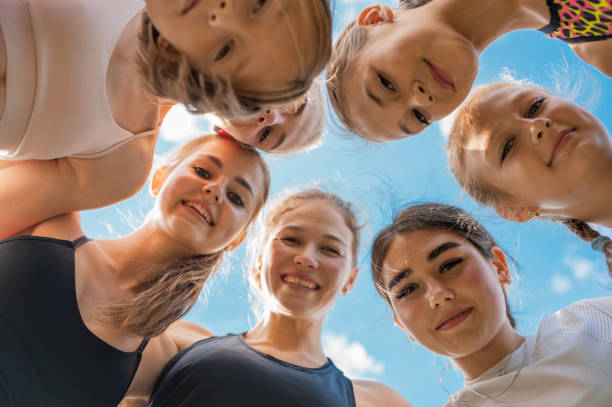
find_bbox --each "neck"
[96,221,198,289]
[429,0,550,52]
[246,311,326,365]
[452,322,523,380]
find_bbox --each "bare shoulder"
[353,379,413,407]
[29,212,85,241]
[167,320,213,351]
[570,41,612,78]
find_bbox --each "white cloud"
[323,332,384,379]
[158,104,212,144]
[563,257,596,280]
[551,274,572,294]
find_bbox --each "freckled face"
[344,8,478,141]
[464,85,611,209]
[382,231,509,358]
[258,200,356,319]
[155,137,266,253]
[145,0,307,93]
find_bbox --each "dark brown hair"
[370,203,516,328]
[101,135,271,338]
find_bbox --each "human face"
[154,137,266,254]
[145,0,307,92]
[464,85,611,209]
[216,87,321,152]
[382,230,510,358]
[258,200,357,319]
[344,5,478,141]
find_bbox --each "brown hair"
[447,81,612,276]
[370,203,516,328]
[102,134,271,338]
[248,189,362,316]
[138,1,332,118]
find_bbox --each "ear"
[494,202,538,223]
[490,247,511,285]
[224,229,247,252]
[358,4,394,26]
[342,266,360,295]
[150,166,169,197]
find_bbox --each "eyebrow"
[387,268,412,290]
[427,242,461,261]
[365,86,385,108]
[195,154,223,169]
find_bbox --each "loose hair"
[247,189,362,317]
[101,134,271,338]
[447,81,612,276]
[370,203,516,328]
[326,0,431,134]
[138,1,332,118]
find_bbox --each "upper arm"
[570,40,612,78]
[353,380,413,407]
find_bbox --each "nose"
[427,280,454,308]
[202,182,223,205]
[293,245,319,270]
[257,109,279,126]
[410,81,435,107]
[208,1,232,25]
[528,118,551,144]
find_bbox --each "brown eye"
[377,73,396,92]
[500,136,515,162]
[215,40,234,62]
[252,0,267,13]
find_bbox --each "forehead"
[473,85,533,129]
[275,200,352,240]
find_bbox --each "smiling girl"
[371,203,612,406]
[0,134,270,406]
[144,189,412,407]
[327,0,612,141]
[446,81,612,274]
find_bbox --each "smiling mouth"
[281,274,320,290]
[547,128,576,166]
[425,60,455,91]
[182,200,214,226]
[436,307,473,330]
[182,0,201,14]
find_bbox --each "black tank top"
[147,334,356,407]
[0,236,148,407]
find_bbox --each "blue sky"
[81,1,612,405]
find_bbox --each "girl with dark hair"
[0,134,270,406]
[447,81,612,276]
[371,203,612,406]
[145,189,412,407]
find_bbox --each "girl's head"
[139,0,332,117]
[326,2,477,141]
[249,189,360,319]
[210,83,325,153]
[371,204,516,358]
[105,134,270,338]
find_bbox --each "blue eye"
[194,167,211,179]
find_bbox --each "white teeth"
[282,275,317,289]
[185,201,212,224]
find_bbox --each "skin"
[381,230,523,379]
[341,0,612,141]
[20,137,266,403]
[212,85,322,152]
[464,85,612,227]
[144,0,307,93]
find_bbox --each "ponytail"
[557,218,612,278]
[99,253,223,338]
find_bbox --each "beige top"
[0,0,155,161]
[444,297,612,407]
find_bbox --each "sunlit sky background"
[81,1,612,406]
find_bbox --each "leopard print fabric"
[539,0,612,43]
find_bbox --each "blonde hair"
[101,134,270,338]
[138,2,332,118]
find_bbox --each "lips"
[436,307,473,330]
[281,273,320,291]
[182,200,214,226]
[548,128,576,166]
[182,0,201,14]
[425,60,455,91]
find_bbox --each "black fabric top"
[0,236,147,407]
[147,334,356,407]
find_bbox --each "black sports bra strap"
[137,338,150,354]
[72,236,91,248]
